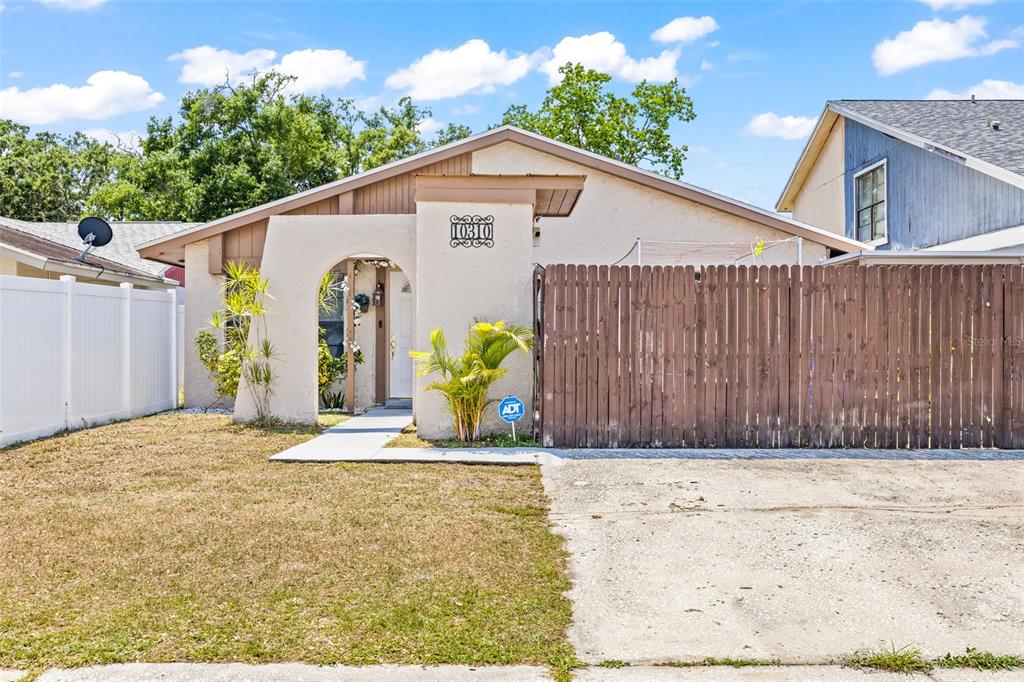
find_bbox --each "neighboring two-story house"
[776,99,1024,254]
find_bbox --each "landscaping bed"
[0,413,572,671]
[385,424,540,449]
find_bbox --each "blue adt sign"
[498,396,525,423]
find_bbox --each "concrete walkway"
[270,406,412,461]
[268,407,562,465]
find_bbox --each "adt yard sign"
[498,396,525,423]
[498,395,525,443]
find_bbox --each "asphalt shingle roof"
[833,99,1024,177]
[0,217,199,279]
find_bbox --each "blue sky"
[1,0,1021,209]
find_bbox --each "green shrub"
[412,319,533,441]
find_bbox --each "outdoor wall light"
[372,282,385,307]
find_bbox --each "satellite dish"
[76,217,113,263]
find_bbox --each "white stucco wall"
[234,214,416,423]
[183,239,231,409]
[792,119,846,235]
[471,141,828,265]
[414,200,535,439]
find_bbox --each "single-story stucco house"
[138,125,866,438]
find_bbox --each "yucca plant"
[411,319,533,441]
[194,260,277,421]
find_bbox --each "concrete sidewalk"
[9,663,1022,681]
[270,406,412,461]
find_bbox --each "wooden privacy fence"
[535,264,1024,449]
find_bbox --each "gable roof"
[777,99,1024,211]
[837,100,1023,175]
[0,216,198,280]
[140,125,867,263]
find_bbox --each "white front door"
[389,272,414,398]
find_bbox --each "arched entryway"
[233,214,416,424]
[317,256,414,412]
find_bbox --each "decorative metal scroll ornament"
[450,214,494,248]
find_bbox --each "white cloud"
[651,16,719,44]
[385,39,532,100]
[171,45,365,93]
[84,127,142,151]
[453,103,482,115]
[742,112,816,140]
[0,70,164,125]
[416,117,443,134]
[33,0,106,9]
[700,59,715,71]
[872,16,1018,75]
[275,49,365,93]
[919,0,994,9]
[541,32,679,83]
[926,78,1024,99]
[8,70,23,79]
[170,45,276,86]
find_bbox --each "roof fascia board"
[775,104,837,212]
[1,242,171,286]
[830,102,1024,190]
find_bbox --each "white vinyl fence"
[0,274,182,448]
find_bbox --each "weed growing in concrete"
[935,648,1023,670]
[842,645,933,673]
[598,659,630,668]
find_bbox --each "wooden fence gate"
[535,264,1024,449]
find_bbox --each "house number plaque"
[450,215,494,248]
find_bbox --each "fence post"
[60,275,75,430]
[167,287,178,409]
[120,283,133,418]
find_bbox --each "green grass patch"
[0,412,573,670]
[548,646,584,682]
[936,648,1024,670]
[841,645,932,673]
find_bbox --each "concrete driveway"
[542,458,1024,664]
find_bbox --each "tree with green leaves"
[500,63,696,178]
[0,119,124,221]
[87,71,472,222]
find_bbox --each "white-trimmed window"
[855,160,887,243]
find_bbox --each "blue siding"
[844,119,1024,250]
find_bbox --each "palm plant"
[195,260,276,421]
[411,319,534,441]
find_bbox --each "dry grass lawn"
[0,413,572,671]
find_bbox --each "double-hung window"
[855,161,887,243]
